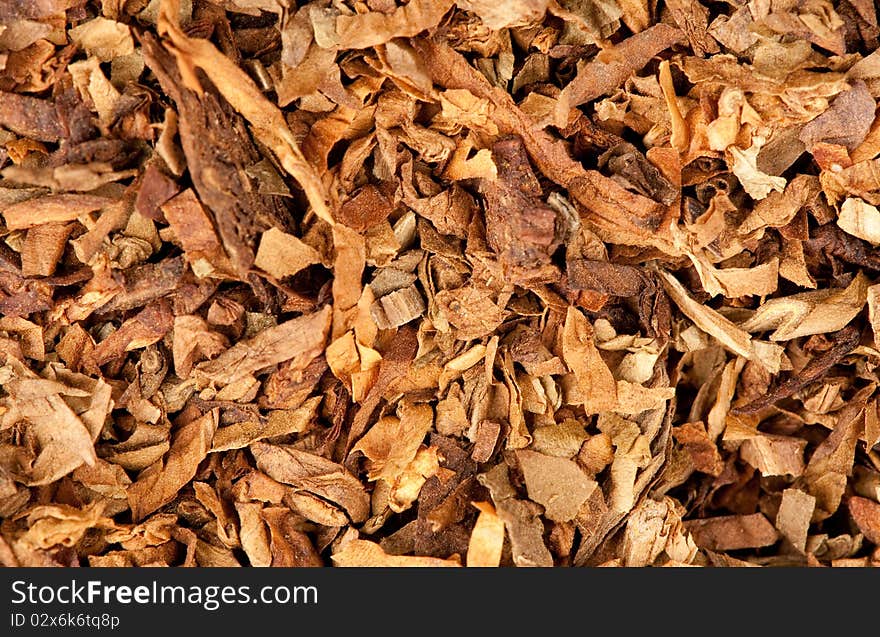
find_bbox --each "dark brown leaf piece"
[141,33,290,278]
[480,136,560,285]
[734,325,861,414]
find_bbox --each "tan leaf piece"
[516,450,597,522]
[740,272,868,341]
[332,539,460,567]
[128,410,217,521]
[562,306,617,413]
[467,502,506,567]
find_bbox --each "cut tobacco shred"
[684,514,779,552]
[3,0,880,569]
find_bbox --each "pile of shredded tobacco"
[4,0,880,568]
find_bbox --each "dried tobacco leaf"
[352,401,433,484]
[211,397,320,453]
[622,497,698,566]
[659,270,754,360]
[194,306,331,389]
[478,464,553,567]
[562,306,617,413]
[332,538,460,567]
[838,198,880,244]
[554,24,685,127]
[5,0,880,570]
[156,0,332,225]
[799,81,875,152]
[235,502,272,568]
[250,442,370,523]
[254,227,321,280]
[740,273,869,341]
[733,325,860,414]
[776,489,815,553]
[2,360,109,486]
[684,514,779,551]
[261,508,322,567]
[516,450,597,522]
[480,136,560,285]
[802,404,864,521]
[128,410,217,521]
[20,504,114,556]
[434,284,507,341]
[3,194,113,230]
[466,502,505,567]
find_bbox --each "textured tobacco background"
[2,0,880,567]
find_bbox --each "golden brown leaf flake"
[467,501,505,567]
[388,446,441,513]
[281,491,344,527]
[331,538,461,567]
[261,508,322,567]
[803,404,863,520]
[562,306,617,413]
[838,198,880,245]
[127,410,217,521]
[160,189,226,271]
[157,0,332,225]
[22,503,116,550]
[372,285,426,330]
[353,401,433,484]
[800,81,875,152]
[578,433,615,476]
[1,360,110,486]
[738,175,820,236]
[250,442,370,523]
[68,18,134,62]
[433,284,507,341]
[471,420,502,463]
[596,413,653,515]
[234,502,272,567]
[693,257,780,299]
[659,270,753,359]
[194,306,331,389]
[622,497,698,566]
[459,0,549,29]
[0,317,46,361]
[335,0,456,50]
[91,300,174,366]
[554,24,685,127]
[531,420,587,458]
[330,224,366,337]
[172,315,228,378]
[21,223,73,277]
[212,396,321,453]
[478,464,553,567]
[740,272,869,341]
[739,434,807,477]
[729,141,787,200]
[673,422,723,476]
